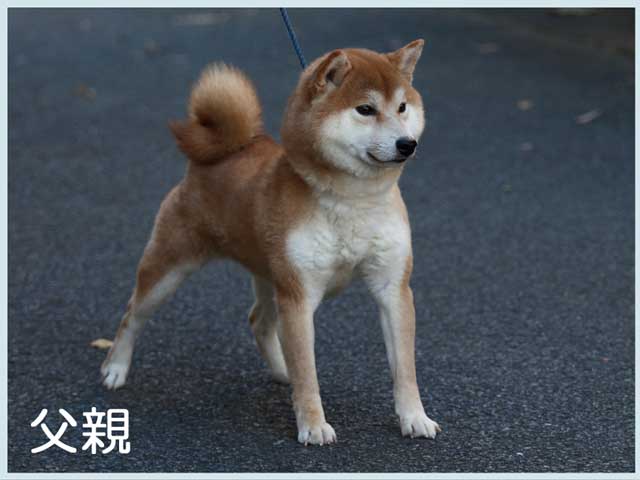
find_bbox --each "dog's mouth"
[367,152,407,165]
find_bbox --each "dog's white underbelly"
[286,196,410,303]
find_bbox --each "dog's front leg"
[364,255,441,439]
[276,290,336,446]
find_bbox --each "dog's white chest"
[286,195,409,298]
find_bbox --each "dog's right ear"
[311,50,351,93]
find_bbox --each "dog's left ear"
[386,39,424,83]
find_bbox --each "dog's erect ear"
[312,50,352,92]
[386,39,424,83]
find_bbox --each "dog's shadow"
[99,360,298,440]
[97,360,399,447]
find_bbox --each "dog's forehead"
[342,49,406,101]
[365,88,405,107]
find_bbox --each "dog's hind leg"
[249,276,290,384]
[101,196,206,390]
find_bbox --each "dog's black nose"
[396,137,417,157]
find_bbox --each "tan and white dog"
[101,39,440,445]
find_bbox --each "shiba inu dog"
[101,39,440,445]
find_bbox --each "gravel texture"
[8,8,634,473]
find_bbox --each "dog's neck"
[285,151,402,204]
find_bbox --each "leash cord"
[279,8,307,69]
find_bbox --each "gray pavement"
[8,8,634,473]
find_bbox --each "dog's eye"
[356,105,377,116]
[398,102,407,113]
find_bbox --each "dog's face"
[283,40,425,179]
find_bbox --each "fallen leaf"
[90,338,113,350]
[576,109,602,125]
[517,99,534,111]
[79,18,92,32]
[174,12,230,26]
[519,142,534,152]
[143,39,159,55]
[73,84,96,101]
[476,42,500,54]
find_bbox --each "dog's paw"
[399,411,441,439]
[100,361,129,390]
[297,421,336,446]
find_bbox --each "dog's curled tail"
[169,63,263,164]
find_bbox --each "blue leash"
[279,8,307,69]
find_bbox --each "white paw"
[101,361,129,390]
[297,422,337,446]
[399,411,441,439]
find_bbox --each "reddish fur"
[130,40,427,331]
[105,41,429,442]
[151,42,426,295]
[169,64,263,164]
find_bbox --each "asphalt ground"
[7,8,635,473]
